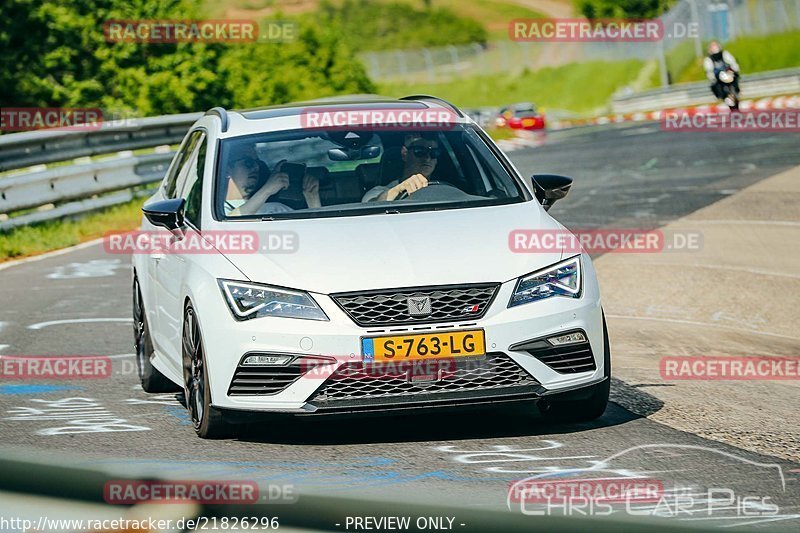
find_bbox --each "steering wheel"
[396,181,461,201]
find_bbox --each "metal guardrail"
[1,152,173,214]
[0,113,200,172]
[0,114,201,231]
[611,67,800,114]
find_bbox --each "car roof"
[203,96,472,138]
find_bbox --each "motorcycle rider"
[704,40,740,100]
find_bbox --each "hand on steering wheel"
[396,180,448,200]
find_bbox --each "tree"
[576,0,673,20]
[0,0,374,117]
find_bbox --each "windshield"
[514,106,537,117]
[215,124,527,220]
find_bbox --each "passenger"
[225,145,320,216]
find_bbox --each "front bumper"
[197,256,605,414]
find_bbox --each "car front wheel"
[182,303,233,439]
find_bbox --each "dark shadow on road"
[609,377,666,418]
[232,389,660,445]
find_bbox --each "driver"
[362,133,439,202]
[224,144,320,216]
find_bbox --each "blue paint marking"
[0,384,82,395]
[362,338,374,362]
[85,458,515,489]
[163,405,193,426]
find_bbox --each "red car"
[496,103,546,130]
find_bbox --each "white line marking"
[605,315,800,341]
[28,318,132,330]
[722,515,800,528]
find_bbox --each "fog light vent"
[547,332,587,346]
[243,354,292,366]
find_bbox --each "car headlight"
[219,279,328,321]
[508,256,582,307]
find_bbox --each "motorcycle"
[716,67,740,111]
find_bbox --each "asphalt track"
[1,122,799,529]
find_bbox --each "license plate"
[522,118,536,127]
[362,330,485,363]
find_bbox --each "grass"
[671,31,800,83]
[379,59,646,113]
[0,198,145,262]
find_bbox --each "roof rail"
[205,107,229,132]
[399,95,464,117]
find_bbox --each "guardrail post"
[447,45,459,68]
[394,50,407,77]
[687,0,703,58]
[370,53,381,81]
[757,0,768,34]
[467,43,481,75]
[657,39,670,87]
[422,48,434,83]
[795,0,800,29]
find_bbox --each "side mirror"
[531,174,573,211]
[143,198,185,230]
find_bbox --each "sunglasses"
[408,145,440,159]
[232,156,259,170]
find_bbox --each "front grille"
[309,353,538,405]
[512,336,596,374]
[228,356,330,396]
[331,283,499,327]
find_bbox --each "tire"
[182,303,233,439]
[133,276,181,393]
[724,86,739,111]
[540,313,611,423]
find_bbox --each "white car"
[133,96,610,438]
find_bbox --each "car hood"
[217,202,565,294]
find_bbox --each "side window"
[162,131,201,198]
[181,134,207,228]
